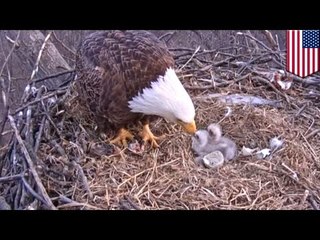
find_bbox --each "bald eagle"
[75,30,196,148]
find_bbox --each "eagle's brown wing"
[75,30,175,130]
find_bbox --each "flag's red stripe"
[314,48,316,74]
[301,36,308,77]
[308,47,311,76]
[303,43,310,76]
[318,48,320,72]
[298,30,301,77]
[316,48,319,73]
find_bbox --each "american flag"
[286,30,320,78]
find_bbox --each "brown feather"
[75,30,175,132]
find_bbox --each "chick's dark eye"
[194,134,199,140]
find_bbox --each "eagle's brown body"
[75,30,175,132]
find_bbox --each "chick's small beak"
[179,120,197,134]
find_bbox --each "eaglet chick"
[191,123,237,164]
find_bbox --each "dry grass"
[52,94,320,209]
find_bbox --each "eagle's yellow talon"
[110,128,134,147]
[139,124,165,149]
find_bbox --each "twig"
[262,30,278,50]
[14,89,67,114]
[237,31,274,53]
[169,47,195,52]
[0,196,11,210]
[14,183,22,209]
[29,31,52,81]
[238,52,272,75]
[34,115,46,153]
[159,31,175,42]
[7,115,57,210]
[40,100,62,137]
[0,32,20,141]
[50,139,66,156]
[252,76,291,103]
[0,65,13,139]
[19,178,28,209]
[0,77,9,139]
[308,195,319,210]
[32,69,75,84]
[57,195,102,210]
[281,163,299,181]
[301,133,320,170]
[294,103,308,117]
[0,173,24,182]
[0,31,20,77]
[305,129,320,140]
[246,30,260,51]
[179,46,201,71]
[218,106,232,124]
[213,57,237,67]
[72,160,93,199]
[21,176,47,207]
[25,107,35,147]
[119,197,140,210]
[185,73,251,90]
[52,31,76,56]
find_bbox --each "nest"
[1,31,320,210]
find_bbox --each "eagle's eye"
[208,129,214,137]
[194,133,200,140]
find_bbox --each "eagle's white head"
[128,68,196,134]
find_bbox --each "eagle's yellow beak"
[178,120,197,134]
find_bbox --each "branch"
[29,31,53,81]
[32,69,75,84]
[52,31,76,56]
[262,30,279,50]
[159,31,176,42]
[0,77,9,139]
[7,115,57,210]
[178,46,201,71]
[185,73,251,90]
[0,196,11,210]
[305,129,320,140]
[21,176,48,207]
[0,31,20,142]
[0,31,20,77]
[0,173,24,182]
[72,160,93,199]
[252,76,291,104]
[14,88,67,114]
[237,31,274,53]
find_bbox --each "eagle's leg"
[110,128,134,147]
[139,122,165,148]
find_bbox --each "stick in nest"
[0,31,20,142]
[14,89,67,114]
[29,32,53,82]
[72,160,93,199]
[7,115,57,210]
[32,69,75,84]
